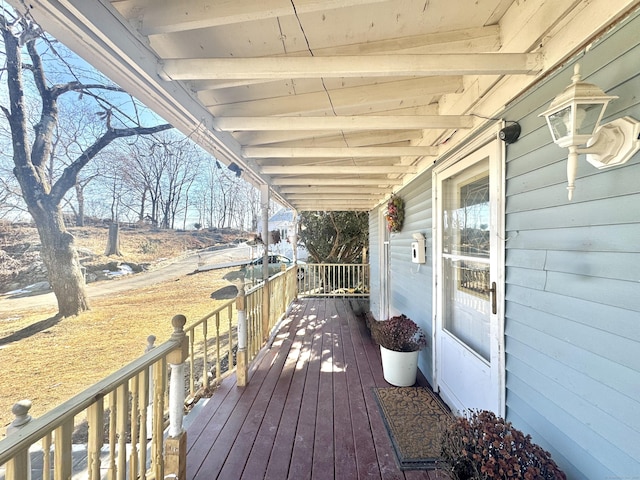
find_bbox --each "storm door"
[434,141,505,415]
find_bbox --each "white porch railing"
[0,263,363,479]
[298,263,370,297]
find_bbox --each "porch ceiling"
[13,0,638,211]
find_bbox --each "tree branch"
[50,123,173,204]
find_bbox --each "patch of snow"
[105,264,134,278]
[4,280,50,296]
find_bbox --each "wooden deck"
[186,298,446,480]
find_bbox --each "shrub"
[371,314,427,352]
[440,410,566,480]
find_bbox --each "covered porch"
[187,296,443,480]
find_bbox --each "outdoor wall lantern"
[540,63,640,200]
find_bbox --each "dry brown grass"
[0,224,246,434]
[0,266,236,434]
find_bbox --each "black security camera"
[499,123,521,144]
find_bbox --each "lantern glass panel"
[547,106,571,142]
[575,102,606,137]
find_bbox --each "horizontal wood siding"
[387,173,434,384]
[502,9,640,478]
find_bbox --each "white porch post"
[165,315,188,480]
[236,279,248,387]
[291,209,298,264]
[260,184,271,341]
[260,184,270,281]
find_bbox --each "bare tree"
[0,11,172,316]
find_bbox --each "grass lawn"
[0,266,236,434]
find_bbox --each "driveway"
[0,243,256,313]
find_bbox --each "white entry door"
[434,141,505,415]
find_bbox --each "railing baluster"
[227,303,233,373]
[237,280,248,387]
[87,399,104,480]
[107,390,117,480]
[138,368,149,480]
[116,383,128,480]
[189,331,195,396]
[215,311,221,383]
[53,418,72,480]
[129,376,139,480]
[202,321,209,391]
[41,433,51,480]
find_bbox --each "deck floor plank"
[239,313,307,479]
[186,298,437,480]
[311,300,335,480]
[288,298,325,479]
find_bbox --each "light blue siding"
[368,8,640,478]
[501,9,640,478]
[371,173,435,384]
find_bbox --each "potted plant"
[371,314,427,386]
[439,410,567,480]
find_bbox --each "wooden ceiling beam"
[160,54,543,81]
[279,186,391,194]
[244,146,437,158]
[261,165,416,174]
[272,177,401,186]
[202,78,456,115]
[237,129,424,147]
[214,115,473,131]
[286,193,385,200]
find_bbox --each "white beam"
[272,177,402,186]
[237,128,424,147]
[203,78,457,116]
[286,193,385,200]
[293,199,375,205]
[279,186,391,194]
[295,206,372,211]
[160,54,543,80]
[261,165,416,174]
[214,115,474,131]
[244,146,437,158]
[293,201,374,209]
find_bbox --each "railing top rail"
[0,333,179,463]
[185,297,236,331]
[304,262,369,265]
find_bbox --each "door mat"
[373,386,452,470]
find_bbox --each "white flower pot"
[380,345,420,387]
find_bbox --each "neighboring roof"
[269,209,294,224]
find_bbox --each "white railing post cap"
[10,399,32,428]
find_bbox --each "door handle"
[489,281,497,315]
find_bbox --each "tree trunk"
[105,222,122,256]
[31,203,89,317]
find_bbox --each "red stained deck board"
[185,298,439,480]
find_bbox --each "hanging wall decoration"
[385,195,404,233]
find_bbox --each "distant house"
[257,209,308,261]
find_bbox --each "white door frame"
[432,130,506,416]
[379,208,390,320]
